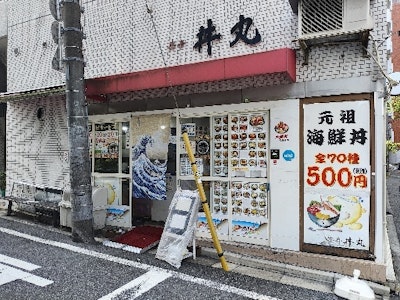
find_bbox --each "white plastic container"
[59,199,72,227]
[92,187,107,230]
[334,269,375,300]
[59,187,108,229]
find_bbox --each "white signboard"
[156,190,200,268]
[303,101,370,251]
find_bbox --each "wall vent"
[298,0,373,65]
[299,0,373,41]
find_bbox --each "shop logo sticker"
[274,121,289,134]
[270,149,280,159]
[283,150,295,161]
[274,121,289,142]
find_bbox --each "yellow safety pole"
[182,131,229,271]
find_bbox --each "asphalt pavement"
[386,167,400,296]
[0,213,344,300]
[0,166,400,300]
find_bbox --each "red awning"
[86,48,296,96]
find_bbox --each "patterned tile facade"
[5,95,70,191]
[104,72,293,104]
[6,0,388,93]
[1,0,374,92]
[7,0,65,92]
[3,0,389,189]
[297,0,387,82]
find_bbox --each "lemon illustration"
[105,183,116,205]
[329,195,365,230]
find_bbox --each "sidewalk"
[193,246,394,298]
[194,242,395,299]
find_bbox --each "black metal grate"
[301,0,343,35]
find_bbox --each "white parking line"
[0,253,40,271]
[0,227,280,300]
[0,262,53,287]
[0,263,19,285]
[98,270,172,300]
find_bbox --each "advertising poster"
[94,123,119,159]
[196,215,229,237]
[212,116,229,177]
[94,177,129,227]
[303,101,370,251]
[94,177,121,206]
[181,123,196,136]
[105,206,129,227]
[131,114,171,201]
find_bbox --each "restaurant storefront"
[88,99,297,248]
[89,93,378,262]
[2,0,390,283]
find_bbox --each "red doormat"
[103,226,164,254]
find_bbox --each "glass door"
[90,121,131,228]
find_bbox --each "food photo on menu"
[213,117,229,177]
[230,114,268,178]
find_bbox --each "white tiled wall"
[7,0,65,92]
[84,0,295,71]
[4,0,389,192]
[5,96,70,193]
[297,0,387,82]
[6,0,388,93]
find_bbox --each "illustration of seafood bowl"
[307,198,341,228]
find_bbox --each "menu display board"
[231,182,268,218]
[231,181,269,239]
[212,180,229,215]
[180,157,204,177]
[212,117,229,177]
[196,180,229,236]
[182,112,270,245]
[230,114,268,178]
[198,180,269,239]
